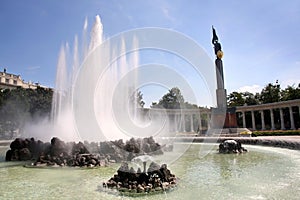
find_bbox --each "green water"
[1,144,300,200]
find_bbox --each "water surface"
[1,144,299,199]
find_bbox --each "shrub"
[252,130,300,136]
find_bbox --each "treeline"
[0,87,53,138]
[151,87,199,109]
[228,82,300,107]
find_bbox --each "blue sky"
[1,0,300,107]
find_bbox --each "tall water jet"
[89,15,103,52]
[50,15,143,141]
[51,45,68,124]
[82,17,89,59]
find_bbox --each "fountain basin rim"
[164,136,300,150]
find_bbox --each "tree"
[259,81,281,104]
[0,87,53,137]
[227,92,245,107]
[281,84,300,101]
[244,92,259,105]
[151,87,185,109]
[130,90,145,108]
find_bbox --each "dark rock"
[5,136,167,169]
[19,148,31,161]
[72,142,89,155]
[5,149,12,161]
[49,137,68,157]
[104,162,177,195]
[10,138,25,150]
[219,140,247,154]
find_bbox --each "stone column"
[280,108,285,130]
[182,114,186,132]
[289,106,295,130]
[170,114,174,132]
[198,111,202,133]
[190,114,194,132]
[260,110,265,130]
[251,110,256,130]
[270,109,275,130]
[175,114,179,133]
[207,113,211,129]
[242,111,246,128]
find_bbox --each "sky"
[1,0,300,107]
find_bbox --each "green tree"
[244,92,259,105]
[130,90,145,108]
[0,87,53,137]
[259,81,281,104]
[151,87,185,109]
[28,87,53,117]
[227,92,245,107]
[281,84,300,101]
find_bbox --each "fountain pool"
[1,143,300,199]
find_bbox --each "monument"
[211,26,237,131]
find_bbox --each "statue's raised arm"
[212,26,222,56]
[212,26,218,44]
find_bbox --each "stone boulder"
[219,139,247,153]
[5,137,44,161]
[103,162,177,195]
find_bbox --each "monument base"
[224,107,237,128]
[211,107,237,129]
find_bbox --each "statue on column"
[212,26,222,57]
[211,26,237,129]
[212,26,224,91]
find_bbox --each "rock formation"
[103,162,177,195]
[218,139,247,154]
[5,136,167,168]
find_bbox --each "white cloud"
[26,66,41,71]
[161,7,176,24]
[237,84,263,94]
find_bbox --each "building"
[0,68,49,90]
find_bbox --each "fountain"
[49,15,171,143]
[1,15,300,199]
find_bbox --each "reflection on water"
[0,144,300,200]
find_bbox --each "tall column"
[170,114,175,132]
[212,27,227,109]
[270,109,275,130]
[260,110,266,130]
[280,108,285,130]
[174,114,178,132]
[182,114,186,132]
[190,114,194,132]
[242,111,246,128]
[198,111,202,133]
[289,106,295,130]
[207,113,211,129]
[251,110,256,130]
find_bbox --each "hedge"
[252,130,300,136]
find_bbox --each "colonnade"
[169,110,211,133]
[143,108,211,133]
[236,99,300,130]
[142,99,300,133]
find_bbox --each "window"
[5,79,9,84]
[13,80,17,85]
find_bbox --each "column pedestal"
[211,107,237,129]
